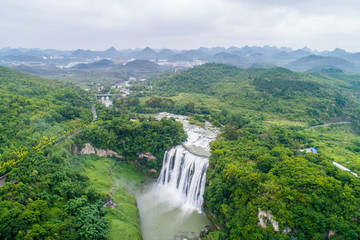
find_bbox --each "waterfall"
[157,146,208,212]
[136,113,219,240]
[155,113,219,212]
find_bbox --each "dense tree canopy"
[143,63,360,125]
[0,66,186,239]
[204,129,360,239]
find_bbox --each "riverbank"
[71,155,145,240]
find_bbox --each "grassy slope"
[300,124,360,172]
[71,155,145,240]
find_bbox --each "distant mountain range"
[2,46,360,73]
[0,48,73,57]
[286,55,358,73]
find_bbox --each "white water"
[158,146,209,212]
[136,113,219,239]
[157,113,218,212]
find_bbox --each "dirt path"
[108,161,118,208]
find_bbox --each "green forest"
[0,66,186,239]
[127,63,360,239]
[204,128,360,239]
[2,62,360,239]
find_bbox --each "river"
[136,113,219,240]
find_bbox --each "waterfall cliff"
[156,113,218,212]
[157,146,209,211]
[136,113,219,239]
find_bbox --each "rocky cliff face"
[77,143,124,159]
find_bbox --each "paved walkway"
[91,102,97,120]
[310,121,351,128]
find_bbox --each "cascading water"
[158,146,208,212]
[136,113,219,240]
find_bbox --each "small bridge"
[96,94,118,101]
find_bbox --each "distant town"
[2,45,360,73]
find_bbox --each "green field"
[71,155,146,240]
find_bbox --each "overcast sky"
[1,0,360,51]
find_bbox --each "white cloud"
[0,0,360,51]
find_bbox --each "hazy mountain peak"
[106,46,118,52]
[142,47,155,52]
[332,48,347,54]
[227,46,241,51]
[198,47,209,51]
[302,46,312,52]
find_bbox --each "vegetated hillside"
[131,63,360,173]
[14,65,67,76]
[124,59,160,72]
[204,130,360,239]
[12,58,171,93]
[77,115,187,171]
[128,62,360,240]
[72,59,115,69]
[150,63,360,125]
[286,55,359,73]
[0,66,110,239]
[0,66,92,152]
[0,66,187,239]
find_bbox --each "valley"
[1,46,360,239]
[3,0,360,238]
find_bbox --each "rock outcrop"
[80,143,95,154]
[96,148,124,159]
[139,152,156,161]
[258,208,280,232]
[78,143,124,159]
